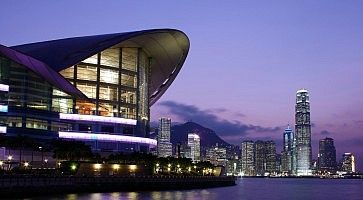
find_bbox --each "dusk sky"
[1,1,362,170]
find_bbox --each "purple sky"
[1,1,362,171]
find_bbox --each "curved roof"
[0,44,88,99]
[11,29,190,105]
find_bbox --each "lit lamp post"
[38,146,43,168]
[0,160,3,170]
[167,163,171,173]
[7,155,13,170]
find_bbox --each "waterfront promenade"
[0,175,236,198]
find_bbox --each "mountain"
[169,122,230,147]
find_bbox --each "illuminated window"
[59,66,74,79]
[101,48,119,68]
[76,101,96,115]
[53,89,70,97]
[99,86,118,101]
[120,106,136,119]
[26,118,48,130]
[77,65,97,81]
[120,90,136,104]
[121,74,136,88]
[100,68,118,84]
[52,98,73,113]
[5,117,22,127]
[122,48,137,71]
[83,54,98,64]
[77,83,97,99]
[99,103,118,117]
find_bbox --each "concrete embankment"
[0,175,236,198]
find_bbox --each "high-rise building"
[341,153,356,173]
[294,89,312,176]
[281,125,294,174]
[265,141,276,174]
[157,118,172,157]
[241,140,255,176]
[318,137,337,172]
[187,133,200,162]
[206,144,227,167]
[254,140,266,176]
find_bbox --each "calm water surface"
[28,178,363,200]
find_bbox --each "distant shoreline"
[0,175,236,199]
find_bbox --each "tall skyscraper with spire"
[294,89,312,175]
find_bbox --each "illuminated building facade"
[265,140,276,174]
[187,133,200,162]
[294,89,312,175]
[241,140,254,176]
[341,153,356,173]
[0,29,189,152]
[318,137,337,172]
[281,125,294,174]
[157,117,172,157]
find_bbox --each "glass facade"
[58,47,149,122]
[294,90,312,176]
[0,44,150,141]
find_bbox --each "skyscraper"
[157,118,172,157]
[188,133,200,162]
[318,137,337,172]
[341,153,356,173]
[265,141,277,174]
[254,140,266,176]
[294,89,312,176]
[281,125,294,174]
[241,140,255,176]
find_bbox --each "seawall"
[0,175,236,198]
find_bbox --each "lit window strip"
[0,84,9,92]
[59,113,137,125]
[0,105,8,112]
[0,126,7,133]
[58,132,157,147]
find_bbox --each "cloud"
[157,101,281,138]
[320,130,332,135]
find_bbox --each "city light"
[0,161,3,166]
[59,113,137,125]
[24,162,29,167]
[112,164,120,170]
[71,164,77,170]
[129,165,137,171]
[7,155,12,161]
[58,132,157,147]
[94,164,102,170]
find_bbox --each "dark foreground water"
[27,178,363,200]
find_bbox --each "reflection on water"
[29,179,363,200]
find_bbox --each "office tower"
[241,140,255,176]
[265,141,276,174]
[318,137,337,172]
[188,133,200,162]
[341,153,356,173]
[294,89,312,175]
[281,125,294,174]
[206,144,227,167]
[157,118,172,157]
[254,140,266,176]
